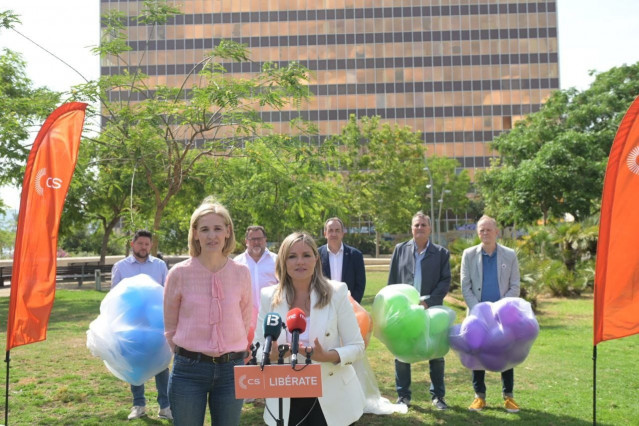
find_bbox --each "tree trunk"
[99,215,121,265]
[151,202,168,255]
[375,230,380,258]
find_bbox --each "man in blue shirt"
[111,230,171,420]
[461,215,521,413]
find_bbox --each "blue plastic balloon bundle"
[86,274,172,385]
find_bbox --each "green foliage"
[0,218,16,258]
[425,156,471,216]
[515,219,598,300]
[425,155,471,241]
[68,2,313,253]
[0,10,19,29]
[516,254,545,311]
[333,115,427,235]
[551,220,598,271]
[205,134,343,242]
[331,116,471,254]
[539,259,581,298]
[92,9,131,58]
[447,237,477,292]
[136,0,181,26]
[0,49,60,185]
[315,233,395,257]
[478,62,639,225]
[57,223,125,257]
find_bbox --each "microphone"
[286,308,307,368]
[261,312,283,370]
[249,342,260,365]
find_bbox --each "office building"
[100,0,559,228]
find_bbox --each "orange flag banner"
[6,102,87,350]
[594,95,639,345]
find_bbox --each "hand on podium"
[300,338,340,364]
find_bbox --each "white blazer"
[254,280,365,426]
[460,243,521,310]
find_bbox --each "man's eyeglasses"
[413,223,430,228]
[247,237,265,242]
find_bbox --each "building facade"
[100,0,558,231]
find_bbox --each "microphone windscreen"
[286,308,307,333]
[263,312,283,339]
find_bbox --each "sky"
[1,0,639,210]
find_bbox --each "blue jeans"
[472,368,514,398]
[395,357,445,400]
[169,354,244,426]
[131,368,170,409]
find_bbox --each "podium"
[234,364,322,399]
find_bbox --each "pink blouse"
[164,257,252,357]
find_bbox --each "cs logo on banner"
[35,168,63,196]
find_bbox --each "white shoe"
[127,406,146,420]
[158,406,173,420]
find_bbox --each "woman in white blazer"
[254,232,365,426]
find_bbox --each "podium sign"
[234,364,323,399]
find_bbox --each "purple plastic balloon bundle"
[449,297,539,372]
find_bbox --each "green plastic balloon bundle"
[372,284,456,364]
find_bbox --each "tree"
[478,62,639,225]
[0,12,60,207]
[71,1,312,253]
[334,115,427,254]
[334,116,471,252]
[60,142,151,263]
[0,210,16,259]
[424,155,471,241]
[212,133,344,242]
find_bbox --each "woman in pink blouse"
[164,198,252,425]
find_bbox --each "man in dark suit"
[318,217,366,303]
[388,211,451,411]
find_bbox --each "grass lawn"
[0,272,637,425]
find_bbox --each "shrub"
[447,237,478,292]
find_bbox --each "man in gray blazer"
[461,215,521,413]
[388,212,451,411]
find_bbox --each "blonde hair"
[188,197,236,257]
[272,232,332,310]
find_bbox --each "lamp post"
[437,188,451,245]
[423,164,436,243]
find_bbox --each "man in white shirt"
[234,225,278,325]
[318,217,366,303]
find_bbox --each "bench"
[0,266,12,287]
[1,263,112,288]
[0,257,183,288]
[57,263,113,287]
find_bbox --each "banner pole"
[4,350,10,426]
[592,345,597,426]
